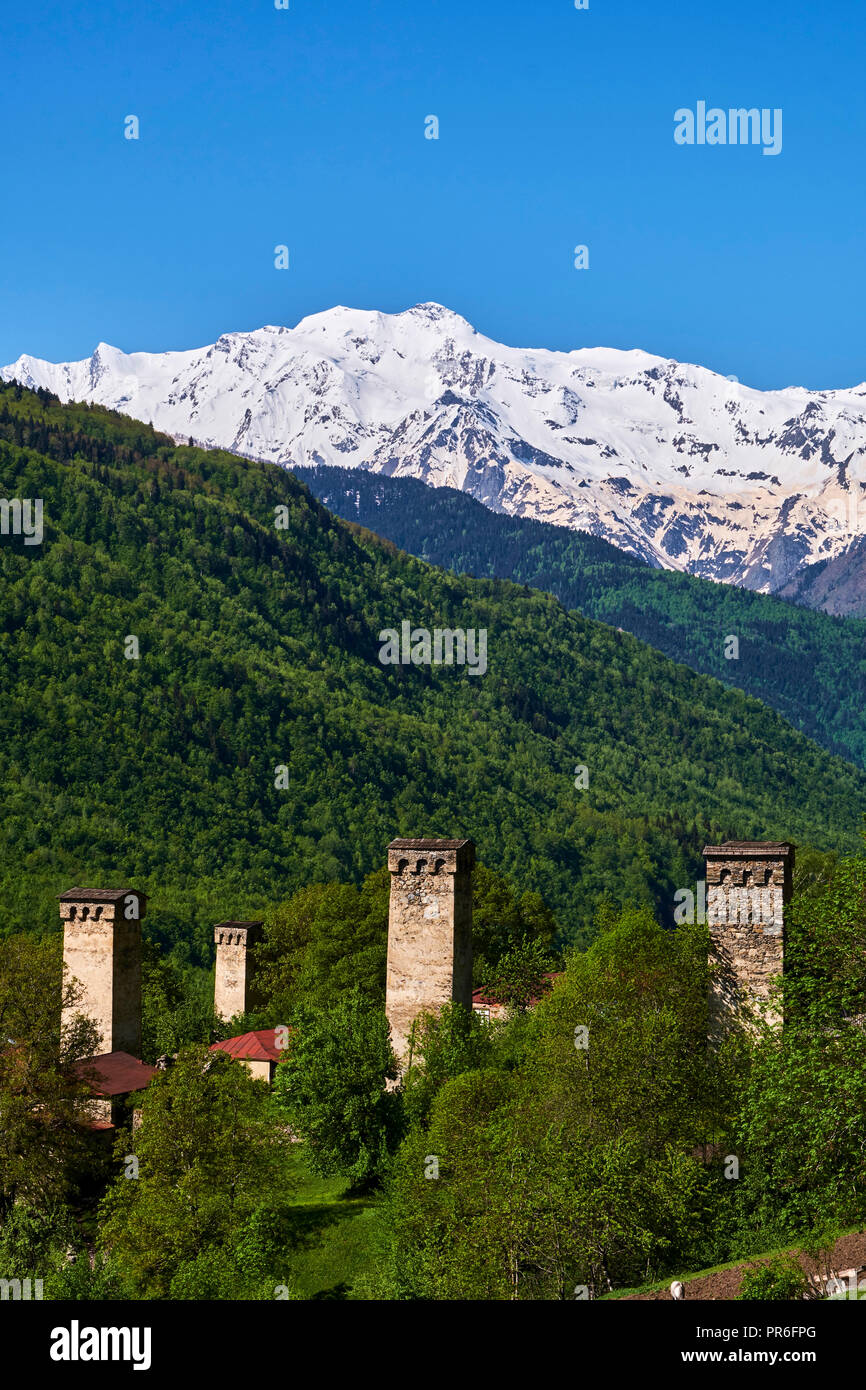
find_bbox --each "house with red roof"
[74,1051,158,1128]
[209,1028,288,1084]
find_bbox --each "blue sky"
[2,0,864,388]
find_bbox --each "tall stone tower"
[60,887,146,1057]
[703,841,794,1036]
[213,921,263,1022]
[385,838,475,1064]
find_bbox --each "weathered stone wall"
[60,891,144,1056]
[111,915,144,1056]
[83,1096,112,1124]
[385,839,474,1063]
[213,922,263,1021]
[704,844,793,1036]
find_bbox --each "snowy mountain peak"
[4,303,866,593]
[403,300,474,325]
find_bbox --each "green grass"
[280,1148,382,1299]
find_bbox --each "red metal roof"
[210,1028,286,1063]
[76,1052,157,1096]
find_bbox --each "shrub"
[737,1255,809,1301]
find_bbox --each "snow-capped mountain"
[5,301,866,592]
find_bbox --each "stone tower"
[385,837,475,1064]
[60,887,146,1057]
[213,921,263,1022]
[703,841,794,1036]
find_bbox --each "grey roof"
[702,842,794,856]
[58,887,146,903]
[388,838,474,850]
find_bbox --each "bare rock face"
[777,535,866,616]
[385,838,475,1064]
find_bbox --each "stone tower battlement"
[385,838,475,1064]
[213,920,263,1021]
[703,841,794,1036]
[60,887,146,1057]
[215,924,259,948]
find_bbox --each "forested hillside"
[1,382,863,956]
[297,467,866,768]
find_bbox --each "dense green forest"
[297,466,866,769]
[1,381,864,961]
